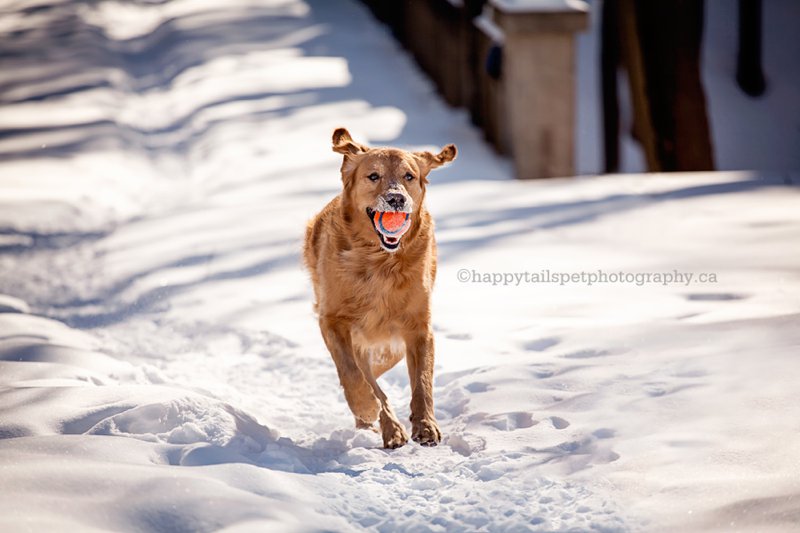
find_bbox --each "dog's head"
[332,127,456,252]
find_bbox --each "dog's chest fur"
[340,249,426,331]
[351,331,406,372]
[340,256,422,373]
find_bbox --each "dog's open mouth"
[367,207,411,251]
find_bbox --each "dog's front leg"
[319,317,381,429]
[406,330,442,446]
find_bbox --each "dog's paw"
[382,419,410,449]
[412,418,442,447]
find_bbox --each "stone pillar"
[491,0,588,179]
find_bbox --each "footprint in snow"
[685,292,747,301]
[485,411,537,431]
[522,337,560,352]
[592,428,615,439]
[445,433,486,456]
[644,382,703,397]
[464,381,491,393]
[563,349,610,359]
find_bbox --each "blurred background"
[362,0,800,178]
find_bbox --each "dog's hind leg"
[319,317,381,428]
[351,349,409,449]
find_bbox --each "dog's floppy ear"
[415,144,457,171]
[332,127,368,156]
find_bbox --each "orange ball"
[374,211,410,235]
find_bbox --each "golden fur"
[303,128,456,448]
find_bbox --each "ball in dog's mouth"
[366,207,411,251]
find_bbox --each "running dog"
[303,128,456,448]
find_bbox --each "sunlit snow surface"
[1,1,799,531]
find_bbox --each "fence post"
[491,0,588,179]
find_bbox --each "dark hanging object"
[485,44,502,80]
[601,0,620,173]
[736,0,767,97]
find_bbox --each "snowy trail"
[2,0,800,531]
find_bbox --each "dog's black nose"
[386,193,405,211]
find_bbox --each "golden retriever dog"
[303,128,456,448]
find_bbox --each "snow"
[2,0,800,531]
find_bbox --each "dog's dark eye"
[368,173,380,182]
[404,173,414,181]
